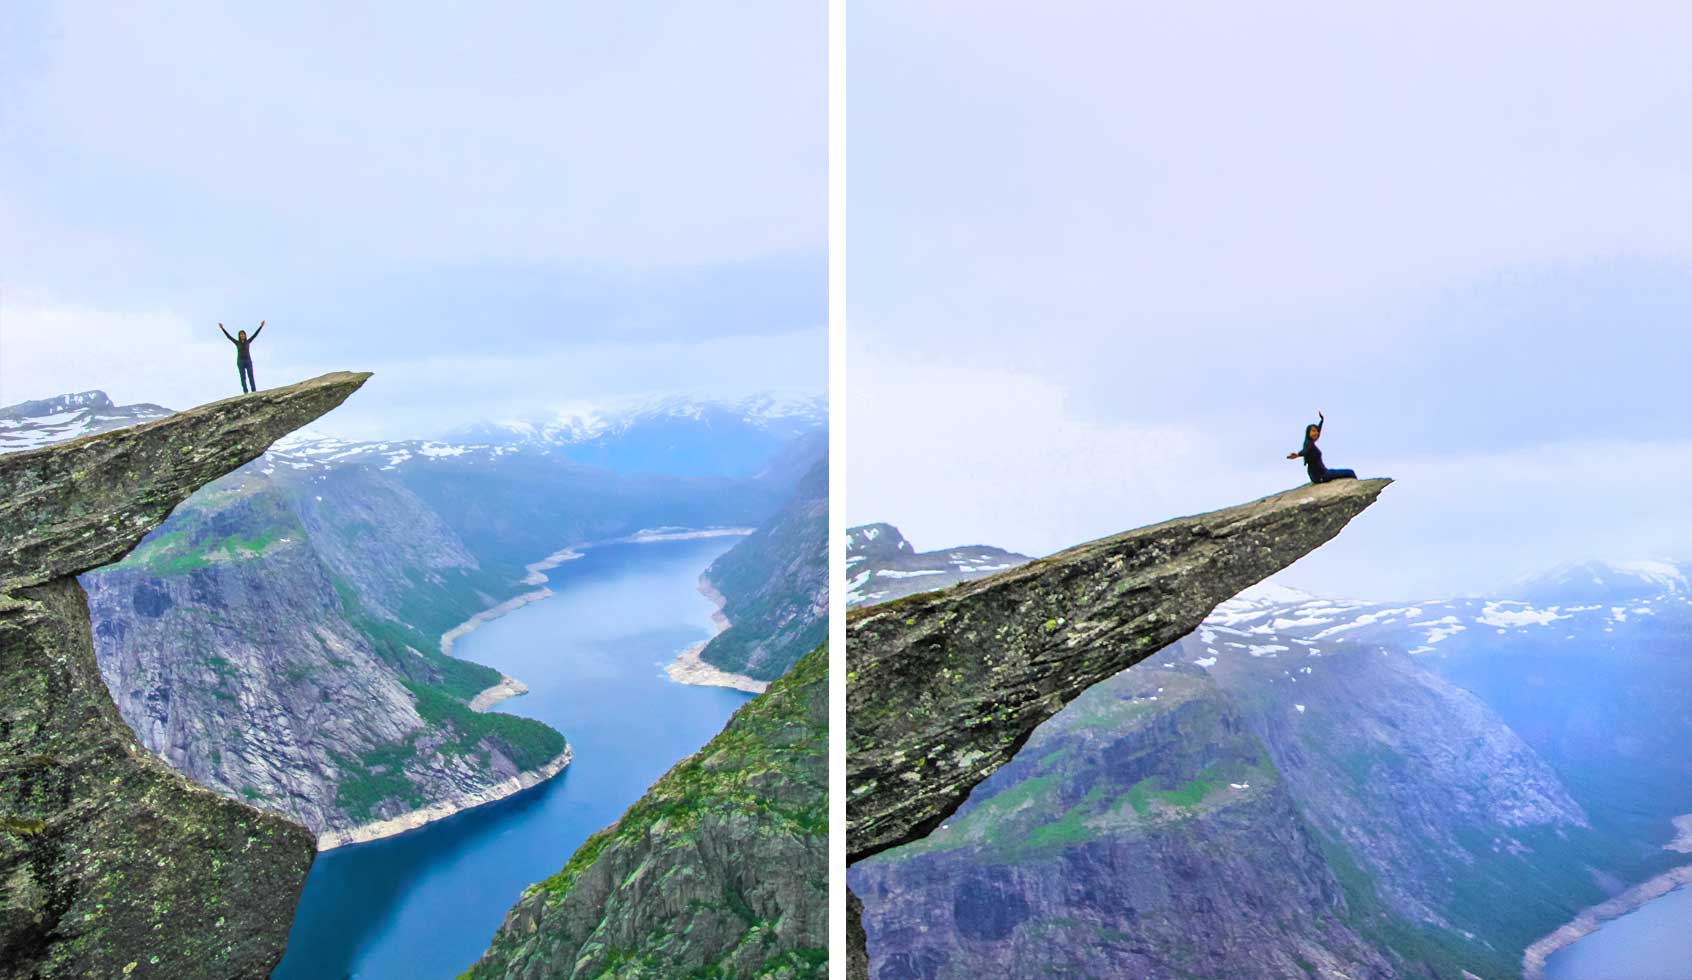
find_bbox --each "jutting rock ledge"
[1,372,369,979]
[845,478,1391,976]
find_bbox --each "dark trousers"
[238,360,256,393]
[1315,468,1356,483]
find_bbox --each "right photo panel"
[844,5,1692,980]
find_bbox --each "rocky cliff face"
[0,373,364,980]
[847,478,1392,865]
[79,462,565,844]
[4,387,808,845]
[464,644,828,980]
[698,457,829,682]
[851,627,1590,978]
[852,661,1399,980]
[850,541,1692,979]
[845,479,1391,978]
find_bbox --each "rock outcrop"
[847,479,1391,864]
[465,644,828,980]
[0,372,367,979]
[845,479,1389,976]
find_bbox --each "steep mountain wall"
[0,373,364,979]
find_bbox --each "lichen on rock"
[464,644,828,980]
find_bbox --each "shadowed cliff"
[1,372,369,979]
[847,478,1390,865]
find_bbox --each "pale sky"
[847,1,1692,599]
[0,2,825,437]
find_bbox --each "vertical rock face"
[846,479,1391,864]
[465,644,828,980]
[0,372,368,979]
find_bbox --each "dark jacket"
[1293,420,1327,482]
[220,324,262,363]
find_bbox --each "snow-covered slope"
[447,392,826,478]
[1508,558,1692,605]
[0,391,171,453]
[845,522,1032,607]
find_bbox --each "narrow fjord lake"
[274,535,752,979]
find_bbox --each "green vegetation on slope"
[324,577,567,822]
[464,645,827,980]
[119,487,297,574]
[698,459,827,682]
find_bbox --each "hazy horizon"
[1,1,826,439]
[848,2,1692,599]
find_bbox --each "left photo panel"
[0,3,828,978]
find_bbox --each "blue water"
[273,536,753,979]
[1545,883,1692,980]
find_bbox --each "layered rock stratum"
[845,479,1390,976]
[0,372,367,979]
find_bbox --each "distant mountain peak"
[845,521,1032,608]
[0,389,114,419]
[845,523,914,562]
[0,389,171,454]
[1508,557,1690,603]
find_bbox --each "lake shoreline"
[665,574,768,694]
[1522,862,1692,979]
[438,545,585,656]
[321,528,752,852]
[317,746,573,851]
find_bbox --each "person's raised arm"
[1316,410,1325,435]
[219,322,235,343]
[250,320,264,341]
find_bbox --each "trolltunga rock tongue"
[846,477,1391,865]
[0,371,368,979]
[0,370,370,597]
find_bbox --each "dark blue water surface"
[1544,883,1692,980]
[274,536,752,979]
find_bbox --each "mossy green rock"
[464,644,828,980]
[0,372,368,978]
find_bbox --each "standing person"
[219,320,264,393]
[1286,411,1357,483]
